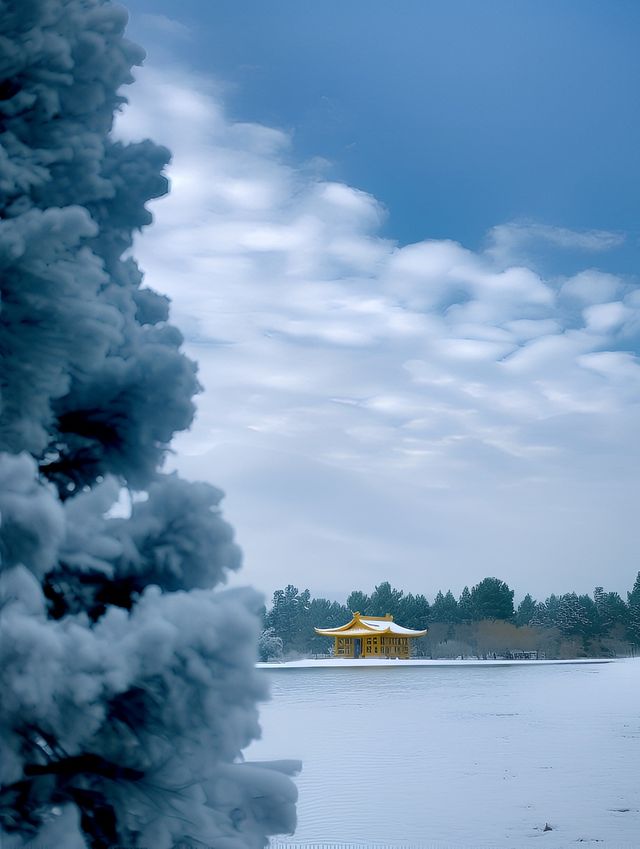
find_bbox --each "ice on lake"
[249,659,640,848]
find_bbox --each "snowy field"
[256,657,613,669]
[250,659,640,849]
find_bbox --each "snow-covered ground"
[257,657,612,669]
[250,658,640,848]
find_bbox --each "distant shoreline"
[256,657,616,669]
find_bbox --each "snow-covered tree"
[258,628,284,662]
[627,571,640,646]
[555,593,600,646]
[265,585,311,653]
[531,593,562,628]
[593,586,626,636]
[0,2,297,847]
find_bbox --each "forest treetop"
[261,574,640,659]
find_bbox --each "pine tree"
[533,593,562,628]
[470,577,515,621]
[626,571,640,646]
[308,597,350,653]
[347,589,371,613]
[0,4,296,846]
[555,593,600,647]
[458,585,474,623]
[398,592,431,630]
[368,581,404,618]
[515,593,537,627]
[431,590,459,624]
[265,585,312,652]
[629,571,640,607]
[594,587,627,635]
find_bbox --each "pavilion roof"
[314,612,427,638]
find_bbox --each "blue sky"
[119,3,640,601]
[127,0,640,270]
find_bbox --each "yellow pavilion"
[314,612,427,659]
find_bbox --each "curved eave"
[314,616,380,635]
[314,627,428,637]
[314,615,370,634]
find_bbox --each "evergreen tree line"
[259,573,640,660]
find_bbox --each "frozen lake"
[249,659,640,849]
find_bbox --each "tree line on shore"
[259,572,640,661]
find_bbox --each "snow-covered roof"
[314,612,427,638]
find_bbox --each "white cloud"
[487,220,625,266]
[561,269,625,305]
[578,350,640,382]
[115,65,640,600]
[583,301,630,333]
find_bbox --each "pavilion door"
[354,638,362,658]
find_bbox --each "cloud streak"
[488,220,625,266]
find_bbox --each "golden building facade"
[315,612,427,659]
